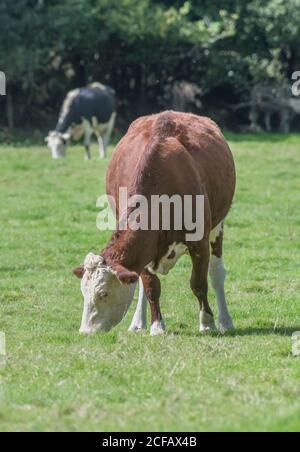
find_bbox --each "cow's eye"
[167,250,176,260]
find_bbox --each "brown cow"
[73,111,236,335]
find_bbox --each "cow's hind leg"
[103,112,116,149]
[141,270,165,336]
[190,239,216,332]
[128,278,147,332]
[96,133,106,159]
[209,223,234,333]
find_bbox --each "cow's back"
[56,85,116,133]
[107,111,235,229]
[72,87,115,123]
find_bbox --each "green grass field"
[0,135,299,432]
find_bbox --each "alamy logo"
[291,72,300,97]
[96,187,205,241]
[292,332,300,357]
[0,332,6,366]
[0,71,6,96]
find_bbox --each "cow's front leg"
[141,270,165,336]
[128,278,147,332]
[190,241,216,332]
[84,128,92,160]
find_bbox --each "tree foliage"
[0,0,299,130]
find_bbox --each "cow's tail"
[152,110,178,140]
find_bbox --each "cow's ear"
[114,266,139,285]
[118,271,139,285]
[73,266,85,279]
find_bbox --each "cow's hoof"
[199,311,216,333]
[200,325,217,333]
[150,320,165,336]
[218,317,235,334]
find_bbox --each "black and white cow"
[46,83,116,159]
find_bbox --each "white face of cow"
[45,131,70,159]
[73,253,138,334]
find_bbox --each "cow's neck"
[55,112,73,134]
[102,229,159,274]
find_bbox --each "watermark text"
[0,71,6,96]
[96,188,205,241]
[291,72,300,96]
[292,332,300,357]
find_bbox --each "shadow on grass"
[234,327,300,337]
[169,325,300,338]
[224,132,300,143]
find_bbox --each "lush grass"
[0,135,299,432]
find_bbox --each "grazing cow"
[73,111,236,335]
[46,83,116,159]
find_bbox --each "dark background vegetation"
[0,0,299,137]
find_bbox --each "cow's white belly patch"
[92,115,113,135]
[147,242,188,275]
[209,222,223,243]
[70,116,113,141]
[71,122,86,140]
